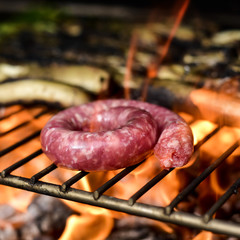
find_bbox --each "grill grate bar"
[1,105,240,237]
[0,149,43,178]
[1,121,31,136]
[0,106,24,121]
[60,171,89,192]
[1,174,240,237]
[0,130,41,157]
[128,168,173,206]
[30,163,57,184]
[34,109,50,118]
[203,178,240,223]
[0,108,49,136]
[194,126,221,151]
[165,140,240,215]
[93,161,142,200]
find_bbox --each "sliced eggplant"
[0,63,110,94]
[47,65,110,94]
[183,50,227,67]
[0,79,90,108]
[210,30,240,46]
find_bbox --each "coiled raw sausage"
[40,99,194,171]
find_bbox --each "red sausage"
[40,99,194,171]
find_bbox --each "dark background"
[0,0,239,14]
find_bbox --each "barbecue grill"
[1,0,240,238]
[0,104,240,238]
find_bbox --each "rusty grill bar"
[0,105,240,237]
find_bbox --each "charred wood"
[0,195,77,240]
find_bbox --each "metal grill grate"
[0,105,240,237]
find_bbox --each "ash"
[0,195,76,240]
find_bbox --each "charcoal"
[17,195,77,240]
[107,218,177,240]
[0,204,17,220]
[20,223,41,240]
[0,225,18,240]
[0,204,20,240]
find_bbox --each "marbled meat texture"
[40,99,194,171]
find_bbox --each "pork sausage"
[40,99,194,171]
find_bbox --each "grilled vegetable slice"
[0,64,110,94]
[48,65,110,94]
[0,79,90,108]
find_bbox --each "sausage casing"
[40,99,194,171]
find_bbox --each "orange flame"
[60,210,114,240]
[0,108,53,213]
[190,120,217,145]
[193,231,214,240]
[124,32,138,99]
[141,0,190,101]
[156,0,190,68]
[1,98,239,239]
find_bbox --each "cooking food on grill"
[47,65,110,94]
[183,50,227,67]
[0,63,110,94]
[40,99,194,171]
[209,30,240,47]
[0,79,90,108]
[189,88,240,127]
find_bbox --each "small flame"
[192,231,214,240]
[60,211,114,240]
[124,32,138,100]
[141,0,190,101]
[201,126,240,158]
[60,175,114,240]
[190,120,217,145]
[210,170,226,195]
[156,0,190,67]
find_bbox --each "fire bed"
[0,104,239,238]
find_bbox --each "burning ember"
[0,1,240,239]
